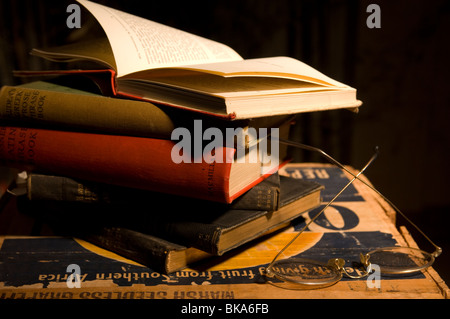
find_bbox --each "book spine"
[159,222,222,255]
[81,227,213,274]
[27,174,120,203]
[26,173,280,210]
[117,90,237,120]
[0,85,174,138]
[231,176,280,211]
[0,126,235,203]
[81,227,178,274]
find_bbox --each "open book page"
[124,57,349,88]
[120,73,337,98]
[31,38,117,70]
[178,57,349,87]
[78,0,243,77]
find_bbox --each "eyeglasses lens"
[366,246,434,274]
[265,258,343,289]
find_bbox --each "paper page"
[175,57,349,87]
[124,73,334,97]
[77,0,243,77]
[31,38,117,70]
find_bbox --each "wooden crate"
[0,164,448,299]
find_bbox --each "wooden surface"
[0,163,448,299]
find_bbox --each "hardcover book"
[25,171,281,212]
[0,81,175,138]
[22,176,323,258]
[0,126,279,203]
[0,81,295,143]
[20,0,362,120]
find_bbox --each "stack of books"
[0,0,360,274]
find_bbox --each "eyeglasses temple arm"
[267,148,378,270]
[279,138,442,258]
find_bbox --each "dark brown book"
[81,227,212,274]
[26,172,281,211]
[23,176,322,261]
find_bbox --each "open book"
[28,0,361,120]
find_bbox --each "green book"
[0,80,175,138]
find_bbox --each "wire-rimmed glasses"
[264,140,442,289]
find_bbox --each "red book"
[0,126,275,203]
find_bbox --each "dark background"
[1,0,449,287]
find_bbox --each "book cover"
[79,227,212,275]
[26,176,322,256]
[0,81,175,138]
[26,171,281,212]
[0,80,296,163]
[0,126,276,203]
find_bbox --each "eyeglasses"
[264,139,442,289]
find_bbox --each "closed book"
[32,176,322,256]
[0,81,175,138]
[78,223,290,275]
[26,172,281,211]
[80,227,212,274]
[0,126,277,203]
[137,176,322,255]
[0,81,294,148]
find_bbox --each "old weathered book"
[0,81,295,144]
[22,0,361,120]
[26,176,322,257]
[76,224,289,275]
[25,171,281,211]
[0,126,279,203]
[0,81,175,138]
[74,227,212,275]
